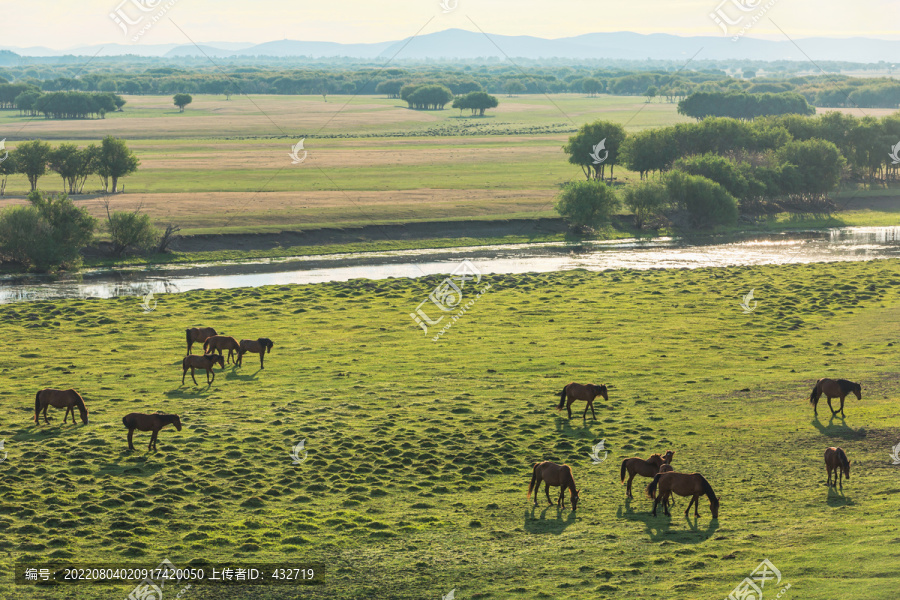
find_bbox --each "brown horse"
[620,450,675,498]
[181,354,225,385]
[647,472,719,518]
[557,382,608,419]
[34,389,89,425]
[824,447,851,489]
[186,326,217,355]
[809,378,861,417]
[237,338,274,369]
[527,461,580,510]
[123,413,182,451]
[203,335,242,365]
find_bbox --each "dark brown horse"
[237,338,274,369]
[34,388,89,425]
[181,354,225,385]
[647,472,719,518]
[620,450,675,498]
[810,378,861,417]
[203,335,242,365]
[123,413,182,451]
[824,447,850,489]
[186,326,217,355]
[527,461,580,510]
[557,382,608,419]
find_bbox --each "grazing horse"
[557,382,608,419]
[620,450,675,498]
[186,326,217,355]
[824,447,851,489]
[237,338,274,369]
[647,472,719,518]
[181,354,225,385]
[809,378,861,417]
[34,388,89,425]
[123,413,182,451]
[527,461,580,510]
[203,335,242,365]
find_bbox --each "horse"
[34,389,89,425]
[809,378,861,417]
[123,413,182,451]
[658,464,674,473]
[181,354,225,385]
[620,450,675,498]
[824,447,851,489]
[237,338,274,369]
[186,326,217,355]
[203,335,242,365]
[647,472,719,519]
[527,461,580,510]
[557,382,608,419]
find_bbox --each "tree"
[375,80,404,99]
[103,202,159,256]
[48,143,83,194]
[98,136,140,193]
[645,86,658,103]
[555,180,621,230]
[0,150,16,196]
[563,120,627,182]
[665,171,738,227]
[173,93,193,112]
[774,138,846,199]
[582,78,603,97]
[621,179,669,229]
[13,140,51,191]
[451,91,499,116]
[405,85,453,110]
[505,80,526,97]
[672,153,751,201]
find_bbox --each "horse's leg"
[182,365,187,385]
[626,472,635,498]
[566,397,573,419]
[63,406,70,424]
[651,496,659,516]
[839,395,845,418]
[43,405,50,424]
[208,368,215,384]
[545,481,553,506]
[260,352,264,370]
[533,473,541,506]
[589,398,596,420]
[127,428,135,451]
[149,429,158,451]
[190,366,199,386]
[826,465,832,487]
[557,486,565,508]
[827,396,835,415]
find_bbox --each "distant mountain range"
[1,29,898,63]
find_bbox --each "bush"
[106,211,159,256]
[555,180,621,230]
[664,171,738,228]
[0,191,95,271]
[621,179,669,229]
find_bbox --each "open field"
[2,259,900,599]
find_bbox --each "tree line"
[677,91,815,120]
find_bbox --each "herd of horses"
[528,377,861,518]
[31,326,273,450]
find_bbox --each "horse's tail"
[699,474,717,503]
[527,463,538,499]
[34,390,41,422]
[809,382,820,406]
[122,415,129,428]
[620,459,628,483]
[203,338,211,353]
[185,329,192,350]
[557,385,567,411]
[646,474,662,500]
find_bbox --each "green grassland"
[2,259,900,599]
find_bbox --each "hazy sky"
[1,0,898,49]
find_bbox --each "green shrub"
[621,179,669,229]
[555,180,621,230]
[664,171,738,228]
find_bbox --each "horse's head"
[80,407,89,425]
[261,338,274,353]
[710,497,720,519]
[212,354,225,369]
[853,383,862,400]
[172,415,182,432]
[663,450,675,464]
[571,489,579,511]
[648,453,663,466]
[659,464,674,473]
[597,384,609,402]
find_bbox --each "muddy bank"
[165,218,569,253]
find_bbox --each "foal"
[237,338,274,369]
[824,447,851,489]
[181,354,225,385]
[122,413,182,451]
[203,335,242,365]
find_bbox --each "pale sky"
[1,0,898,49]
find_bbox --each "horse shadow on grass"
[617,498,719,543]
[522,505,577,535]
[811,415,865,440]
[554,416,600,438]
[224,367,261,382]
[825,485,855,507]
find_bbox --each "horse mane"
[836,448,850,470]
[699,474,718,504]
[158,413,179,425]
[836,379,859,394]
[70,389,87,409]
[260,338,274,350]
